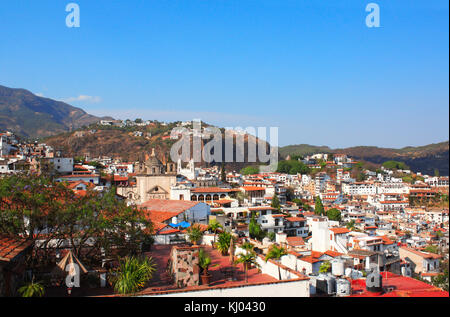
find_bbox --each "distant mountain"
[0,85,112,138]
[279,142,450,176]
[44,124,273,172]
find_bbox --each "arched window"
[191,195,197,201]
[198,195,205,201]
[213,194,219,201]
[205,194,212,201]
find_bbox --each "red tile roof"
[140,199,201,213]
[286,236,305,246]
[350,271,449,297]
[285,217,305,222]
[330,228,350,234]
[400,246,442,259]
[0,235,33,262]
[191,187,232,193]
[241,186,265,191]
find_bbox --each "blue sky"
[0,0,448,147]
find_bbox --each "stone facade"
[170,246,200,288]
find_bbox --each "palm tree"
[265,245,288,280]
[208,220,223,246]
[235,250,259,283]
[187,224,204,245]
[241,241,255,252]
[216,232,234,256]
[18,279,45,297]
[198,249,212,274]
[110,256,156,295]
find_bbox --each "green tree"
[432,260,449,291]
[187,224,204,245]
[319,261,331,273]
[18,279,45,297]
[265,245,288,280]
[216,231,235,256]
[110,256,156,295]
[327,208,342,221]
[249,215,265,241]
[271,194,281,210]
[235,249,259,283]
[276,160,311,175]
[434,169,440,177]
[240,166,260,175]
[208,219,223,245]
[0,175,152,264]
[382,160,409,170]
[267,231,276,242]
[424,245,439,254]
[314,196,325,216]
[221,163,227,182]
[198,248,212,275]
[346,220,356,230]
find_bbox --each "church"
[118,149,177,204]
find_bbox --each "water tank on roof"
[332,259,345,276]
[316,274,328,295]
[401,266,412,277]
[336,279,351,297]
[325,275,336,295]
[345,268,363,280]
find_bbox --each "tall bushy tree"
[314,196,325,215]
[0,175,153,264]
[271,194,281,211]
[265,245,287,280]
[326,208,342,221]
[249,215,265,241]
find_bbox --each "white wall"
[148,279,309,297]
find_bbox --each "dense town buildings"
[0,130,448,297]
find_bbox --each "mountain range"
[1,84,448,175]
[279,142,449,176]
[0,85,111,138]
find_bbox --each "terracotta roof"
[299,255,321,264]
[286,236,305,246]
[400,247,442,260]
[143,210,181,225]
[330,228,350,234]
[324,250,343,257]
[0,234,34,262]
[248,206,277,211]
[241,186,265,191]
[191,187,232,193]
[350,271,449,297]
[140,199,201,212]
[285,217,305,222]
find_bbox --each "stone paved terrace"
[140,244,279,295]
[45,244,280,297]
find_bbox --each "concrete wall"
[149,279,310,297]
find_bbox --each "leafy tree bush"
[382,160,409,170]
[110,256,156,295]
[276,160,311,175]
[249,215,265,241]
[240,166,260,175]
[327,208,342,221]
[314,196,325,215]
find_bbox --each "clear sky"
[0,0,448,147]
